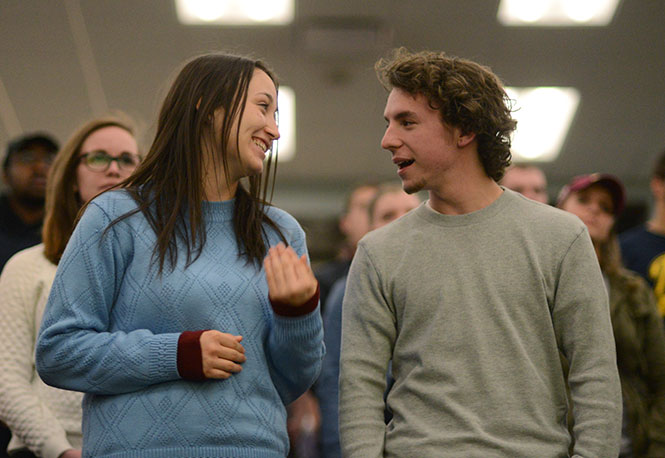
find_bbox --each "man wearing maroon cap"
[621,149,665,319]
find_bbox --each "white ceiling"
[1,0,664,217]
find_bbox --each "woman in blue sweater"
[35,53,324,458]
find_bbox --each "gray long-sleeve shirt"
[339,189,621,458]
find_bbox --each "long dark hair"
[109,52,284,272]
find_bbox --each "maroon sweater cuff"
[177,330,207,381]
[270,283,320,317]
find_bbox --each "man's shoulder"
[505,191,587,236]
[360,207,421,246]
[619,225,650,244]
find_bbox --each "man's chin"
[402,180,425,195]
[15,192,46,208]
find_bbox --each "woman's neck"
[202,161,238,201]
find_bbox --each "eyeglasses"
[79,150,140,172]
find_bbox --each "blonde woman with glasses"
[0,116,140,458]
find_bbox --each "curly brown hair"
[375,48,517,181]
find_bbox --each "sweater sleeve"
[264,225,325,405]
[552,229,622,458]
[0,250,75,458]
[35,202,182,395]
[339,244,394,458]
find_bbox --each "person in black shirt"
[0,133,58,271]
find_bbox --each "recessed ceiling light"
[506,87,580,162]
[175,0,293,25]
[498,0,621,26]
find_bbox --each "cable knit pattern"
[0,244,83,458]
[35,190,324,458]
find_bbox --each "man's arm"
[553,229,622,458]
[339,244,395,458]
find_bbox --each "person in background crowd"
[621,148,665,319]
[500,163,549,204]
[316,182,420,458]
[314,182,378,308]
[558,173,665,457]
[339,47,621,457]
[0,132,59,457]
[0,116,140,458]
[288,181,379,458]
[0,133,58,270]
[35,52,324,458]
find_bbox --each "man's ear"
[457,131,476,148]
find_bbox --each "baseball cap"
[3,132,59,171]
[557,173,625,216]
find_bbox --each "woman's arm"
[263,240,325,405]
[35,202,183,395]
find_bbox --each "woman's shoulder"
[2,244,52,272]
[612,268,657,316]
[88,189,139,215]
[79,190,144,229]
[265,205,302,231]
[0,244,55,288]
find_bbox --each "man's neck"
[428,174,503,215]
[646,200,665,235]
[6,194,45,226]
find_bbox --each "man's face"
[381,89,461,194]
[2,145,55,205]
[501,167,548,204]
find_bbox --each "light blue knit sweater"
[36,190,324,458]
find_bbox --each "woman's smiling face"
[217,68,280,183]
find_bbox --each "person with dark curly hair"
[338,48,622,457]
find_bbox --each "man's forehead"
[383,88,432,117]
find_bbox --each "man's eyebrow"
[385,111,416,122]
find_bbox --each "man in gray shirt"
[339,48,621,457]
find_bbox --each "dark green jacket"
[610,269,665,457]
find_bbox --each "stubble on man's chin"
[403,178,426,195]
[13,191,46,209]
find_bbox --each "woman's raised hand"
[264,243,318,307]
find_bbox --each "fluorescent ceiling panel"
[275,86,295,162]
[498,0,620,26]
[175,0,294,25]
[506,87,580,162]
